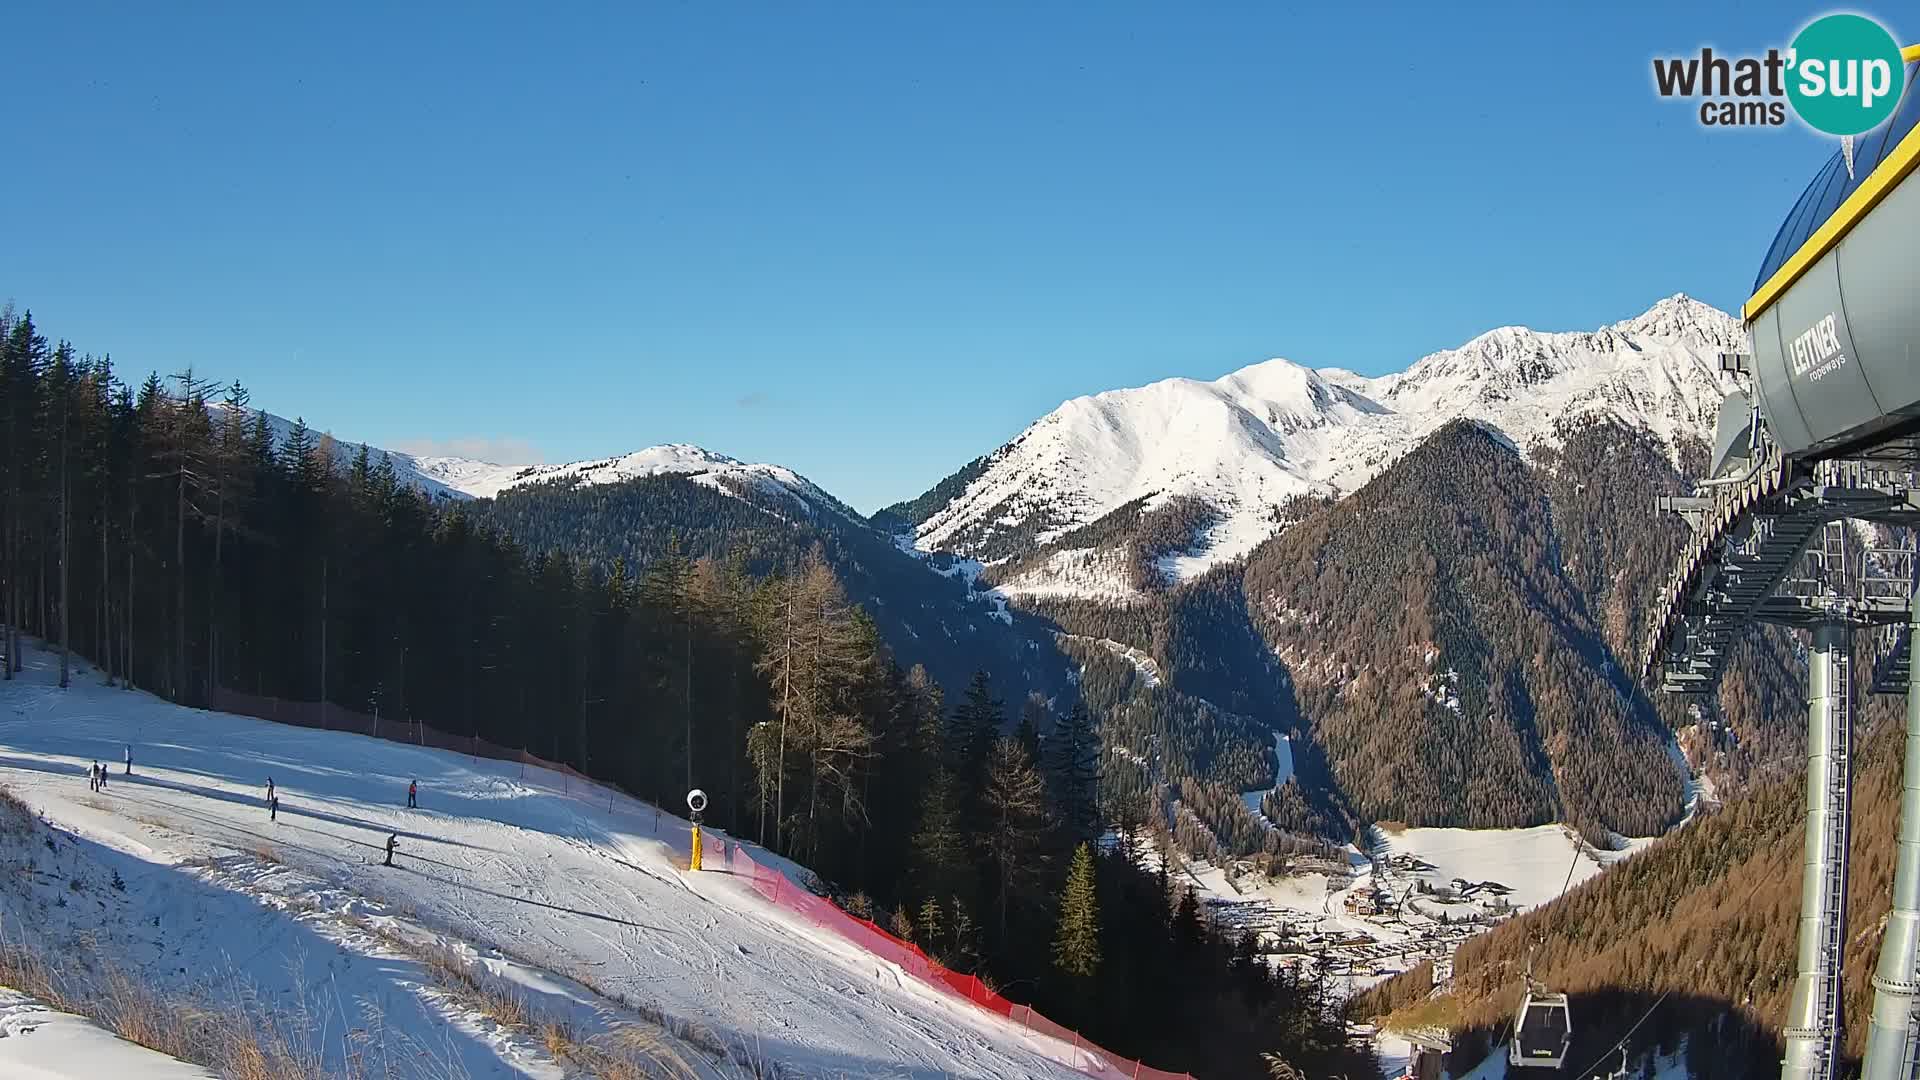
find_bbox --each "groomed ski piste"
[0,643,1099,1080]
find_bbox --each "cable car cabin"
[1509,991,1572,1069]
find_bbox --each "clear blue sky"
[0,2,1897,511]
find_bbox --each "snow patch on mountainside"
[890,533,1017,625]
[911,295,1740,598]
[995,547,1144,602]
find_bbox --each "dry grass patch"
[0,924,350,1079]
[0,787,34,836]
[365,926,727,1079]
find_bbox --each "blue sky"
[0,2,1897,511]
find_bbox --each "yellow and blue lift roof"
[1747,46,1920,322]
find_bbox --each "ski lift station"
[1644,42,1920,1080]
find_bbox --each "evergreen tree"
[982,736,1051,940]
[911,764,974,905]
[949,669,1003,782]
[1043,701,1102,847]
[1053,842,1101,979]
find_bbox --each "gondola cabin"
[1509,990,1572,1069]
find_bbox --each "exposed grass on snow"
[0,785,466,1080]
[0,920,445,1080]
[351,918,737,1080]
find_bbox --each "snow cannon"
[687,788,707,870]
[1741,47,1920,462]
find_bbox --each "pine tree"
[49,342,75,688]
[912,764,974,903]
[1043,701,1102,846]
[982,736,1051,940]
[1015,691,1044,762]
[949,670,1003,782]
[1053,842,1101,979]
[1173,885,1203,948]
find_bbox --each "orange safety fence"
[206,687,1192,1080]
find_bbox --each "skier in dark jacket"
[95,761,105,790]
[384,833,398,866]
[407,780,417,809]
[269,794,279,821]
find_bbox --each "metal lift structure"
[1644,42,1920,1080]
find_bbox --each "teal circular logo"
[1787,14,1906,136]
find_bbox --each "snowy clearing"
[1374,824,1627,913]
[0,644,1096,1080]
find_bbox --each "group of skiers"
[85,745,132,792]
[84,750,419,869]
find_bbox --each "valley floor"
[0,644,1096,1080]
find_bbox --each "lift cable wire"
[1563,988,1673,1080]
[1559,829,1585,901]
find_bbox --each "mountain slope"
[1355,691,1907,1079]
[898,295,1741,600]
[467,472,1076,709]
[211,411,1068,714]
[1242,419,1685,839]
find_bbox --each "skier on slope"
[407,779,417,809]
[124,744,131,775]
[87,762,97,792]
[94,761,105,791]
[384,833,398,866]
[269,793,279,822]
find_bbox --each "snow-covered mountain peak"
[908,295,1742,598]
[1213,357,1385,423]
[1609,292,1742,342]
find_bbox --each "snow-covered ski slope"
[0,645,1094,1080]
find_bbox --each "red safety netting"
[207,687,1191,1080]
[710,840,1193,1080]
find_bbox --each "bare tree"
[752,550,872,861]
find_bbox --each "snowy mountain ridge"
[415,443,862,521]
[907,294,1743,598]
[228,407,857,524]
